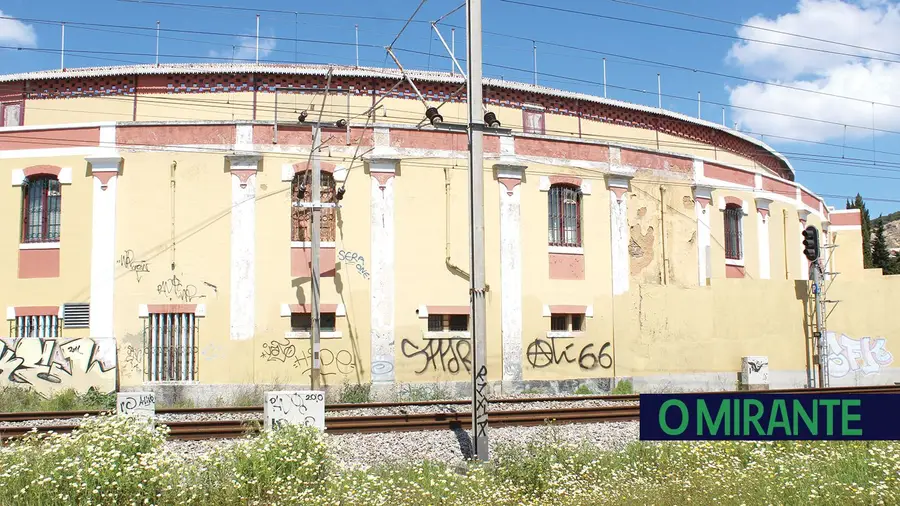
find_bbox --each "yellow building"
[0,64,894,402]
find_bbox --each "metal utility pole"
[255,14,260,64]
[811,261,827,387]
[532,41,537,85]
[466,0,489,462]
[155,21,160,66]
[602,58,607,98]
[355,25,360,67]
[451,28,456,75]
[60,23,65,70]
[310,126,323,390]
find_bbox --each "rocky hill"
[872,212,900,252]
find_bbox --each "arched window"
[724,203,743,260]
[22,175,61,243]
[291,171,336,242]
[548,184,581,247]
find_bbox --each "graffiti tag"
[827,332,893,378]
[0,338,117,396]
[117,250,151,282]
[260,338,356,377]
[401,337,472,375]
[157,274,206,303]
[338,250,370,280]
[525,337,613,371]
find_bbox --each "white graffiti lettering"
[826,332,893,378]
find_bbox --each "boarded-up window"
[523,107,545,134]
[2,103,21,127]
[291,171,336,242]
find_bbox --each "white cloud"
[209,35,276,62]
[0,10,37,47]
[726,0,900,142]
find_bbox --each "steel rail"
[1,384,898,442]
[1,384,898,425]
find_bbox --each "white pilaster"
[693,182,714,286]
[607,173,632,295]
[227,153,259,341]
[87,155,122,337]
[370,159,398,382]
[496,163,525,382]
[755,198,773,280]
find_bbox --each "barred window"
[145,313,198,382]
[290,312,336,332]
[548,184,582,247]
[428,314,469,332]
[22,176,61,243]
[10,315,60,338]
[291,171,336,242]
[550,314,584,332]
[724,204,743,261]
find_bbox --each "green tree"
[872,218,891,273]
[847,194,873,268]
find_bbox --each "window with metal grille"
[145,313,198,382]
[22,176,61,243]
[290,312,336,332]
[10,315,60,338]
[550,314,584,332]
[291,171,336,242]
[724,205,743,260]
[62,303,90,329]
[548,184,582,247]
[523,108,545,134]
[428,314,469,332]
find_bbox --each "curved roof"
[0,63,795,178]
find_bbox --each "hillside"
[871,213,900,251]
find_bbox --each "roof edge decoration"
[0,63,794,178]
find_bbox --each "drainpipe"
[659,186,668,285]
[444,167,468,278]
[783,209,789,279]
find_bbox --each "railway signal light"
[802,225,820,262]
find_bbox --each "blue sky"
[1,0,898,216]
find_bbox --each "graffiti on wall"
[157,274,206,303]
[525,336,613,371]
[116,249,151,282]
[401,337,472,375]
[260,338,357,377]
[0,337,117,395]
[826,332,894,378]
[338,250,370,280]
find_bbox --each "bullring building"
[0,63,893,402]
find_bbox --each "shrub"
[338,382,372,404]
[611,379,634,395]
[573,384,592,395]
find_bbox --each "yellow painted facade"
[0,65,893,399]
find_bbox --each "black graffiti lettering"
[117,250,151,282]
[401,338,472,375]
[474,365,489,438]
[527,338,614,371]
[157,274,206,303]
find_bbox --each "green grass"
[1,417,897,505]
[0,386,115,413]
[573,384,592,395]
[337,381,372,404]
[610,379,633,395]
[398,382,456,402]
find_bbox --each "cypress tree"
[848,194,873,268]
[872,218,890,273]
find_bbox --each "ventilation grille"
[63,303,90,329]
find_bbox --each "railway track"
[1,384,897,441]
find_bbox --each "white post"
[722,107,726,126]
[155,21,160,66]
[467,0,489,462]
[60,23,65,70]
[532,41,537,85]
[355,24,359,67]
[697,91,701,119]
[255,14,260,64]
[657,73,661,109]
[602,58,607,98]
[451,28,456,75]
